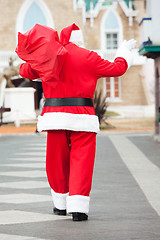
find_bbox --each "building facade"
[139,0,160,135]
[0,0,153,114]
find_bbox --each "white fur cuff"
[51,189,69,210]
[67,195,90,214]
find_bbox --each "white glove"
[123,39,137,51]
[115,39,137,69]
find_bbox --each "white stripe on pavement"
[20,147,46,151]
[0,193,51,204]
[109,135,160,216]
[0,233,47,240]
[1,163,45,168]
[0,210,69,225]
[8,157,45,162]
[0,170,46,178]
[0,181,49,189]
[14,152,45,156]
[24,143,46,147]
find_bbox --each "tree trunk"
[154,58,160,135]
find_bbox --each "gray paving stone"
[0,132,160,240]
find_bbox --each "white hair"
[69,30,84,47]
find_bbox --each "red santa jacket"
[16,23,131,133]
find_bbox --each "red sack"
[15,24,68,83]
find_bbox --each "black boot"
[72,212,88,221]
[53,207,66,216]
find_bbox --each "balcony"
[139,18,152,48]
[0,47,146,73]
[94,49,146,65]
[139,18,160,59]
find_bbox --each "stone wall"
[0,0,84,50]
[0,0,23,50]
[121,65,149,105]
[0,0,150,106]
[0,1,145,50]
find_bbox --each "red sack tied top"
[15,24,68,85]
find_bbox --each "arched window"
[101,10,123,50]
[16,0,54,34]
[101,10,123,102]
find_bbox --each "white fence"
[0,48,146,72]
[93,49,147,64]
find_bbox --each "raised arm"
[95,56,128,78]
[95,39,136,78]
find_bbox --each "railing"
[102,49,117,61]
[0,48,146,71]
[90,48,147,65]
[89,49,116,61]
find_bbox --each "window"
[101,10,123,50]
[23,2,47,32]
[106,33,118,49]
[106,77,121,101]
[16,0,54,35]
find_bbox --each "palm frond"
[94,90,108,124]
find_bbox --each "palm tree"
[94,90,108,124]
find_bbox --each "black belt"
[44,98,93,107]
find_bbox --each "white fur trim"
[69,30,84,47]
[114,44,133,69]
[67,195,90,214]
[51,189,68,210]
[37,112,99,133]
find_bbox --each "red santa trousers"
[46,130,96,214]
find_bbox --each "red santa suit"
[16,23,134,215]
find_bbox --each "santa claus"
[16,23,136,221]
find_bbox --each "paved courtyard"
[0,131,160,240]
